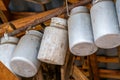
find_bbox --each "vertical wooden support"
[73,65,89,80]
[0,0,11,22]
[61,52,74,80]
[117,46,120,63]
[0,61,20,80]
[32,66,44,80]
[88,53,100,80]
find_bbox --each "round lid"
[26,30,43,38]
[95,34,120,49]
[10,57,39,77]
[50,17,67,29]
[70,6,89,15]
[71,42,98,56]
[1,37,19,44]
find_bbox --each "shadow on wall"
[9,0,64,12]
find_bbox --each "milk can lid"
[50,17,67,29]
[1,37,19,44]
[70,6,89,15]
[26,30,43,38]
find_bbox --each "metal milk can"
[68,6,97,56]
[116,0,120,25]
[91,0,120,49]
[0,36,21,79]
[10,30,42,77]
[0,36,18,71]
[37,17,68,65]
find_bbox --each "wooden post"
[0,61,20,80]
[73,65,89,80]
[0,0,11,22]
[88,54,100,80]
[61,52,74,80]
[32,66,44,80]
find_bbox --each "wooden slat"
[89,54,100,80]
[0,61,20,80]
[76,56,119,63]
[99,69,120,79]
[11,12,37,20]
[68,0,80,3]
[61,52,74,80]
[97,56,119,63]
[73,65,89,80]
[32,66,44,80]
[0,0,11,22]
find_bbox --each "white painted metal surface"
[0,36,21,79]
[37,17,68,65]
[10,30,42,77]
[68,6,97,56]
[116,0,120,26]
[91,0,120,49]
[0,37,18,72]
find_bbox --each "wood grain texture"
[73,65,89,80]
[0,61,20,80]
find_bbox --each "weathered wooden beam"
[11,12,37,20]
[97,56,119,63]
[0,0,11,22]
[68,0,80,3]
[32,66,44,80]
[99,69,120,79]
[73,65,89,80]
[76,56,119,63]
[0,61,20,80]
[88,54,100,80]
[61,52,74,80]
[0,0,91,36]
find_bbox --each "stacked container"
[0,36,21,79]
[37,17,68,65]
[68,6,97,56]
[91,0,120,49]
[10,30,42,77]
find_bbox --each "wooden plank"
[11,12,37,20]
[0,61,20,80]
[73,65,89,80]
[88,54,100,80]
[99,69,120,79]
[76,56,119,63]
[97,56,119,63]
[32,66,44,80]
[61,52,74,80]
[0,0,10,11]
[68,0,80,3]
[0,0,11,22]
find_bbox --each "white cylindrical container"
[0,36,21,79]
[0,37,18,71]
[91,0,120,49]
[68,6,97,56]
[10,30,42,78]
[37,17,68,65]
[116,0,120,25]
